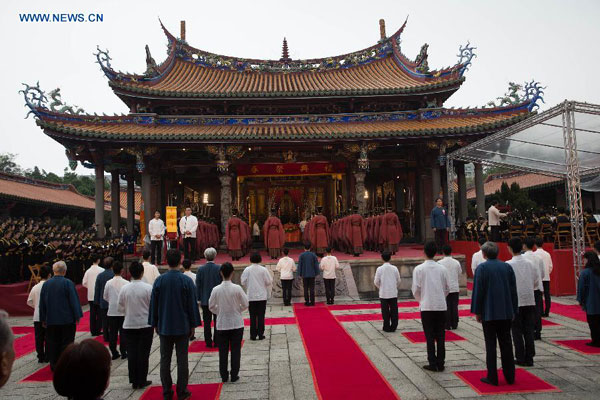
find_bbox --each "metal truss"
[446,157,456,240]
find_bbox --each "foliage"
[57,215,84,231]
[487,182,537,214]
[0,152,108,196]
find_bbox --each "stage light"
[178,181,182,185]
[182,148,187,151]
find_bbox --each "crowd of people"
[0,216,129,284]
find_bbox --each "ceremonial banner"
[166,206,178,233]
[236,162,346,177]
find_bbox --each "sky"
[1,0,599,174]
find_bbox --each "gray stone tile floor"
[2,294,600,399]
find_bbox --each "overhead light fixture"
[178,181,182,185]
[248,147,252,151]
[203,193,209,204]
[182,148,187,151]
[364,190,369,199]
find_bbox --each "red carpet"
[336,309,474,322]
[455,368,560,395]
[294,303,399,400]
[550,303,587,322]
[75,311,91,332]
[542,319,561,327]
[14,333,36,359]
[189,340,245,353]
[12,326,34,334]
[139,383,222,399]
[94,336,119,346]
[554,340,600,355]
[21,365,53,382]
[466,281,473,291]
[402,331,465,343]
[329,299,471,311]
[244,317,296,326]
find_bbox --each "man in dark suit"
[297,242,320,306]
[195,247,222,347]
[94,257,115,342]
[471,241,519,386]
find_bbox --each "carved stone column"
[456,162,468,223]
[354,171,366,215]
[126,173,135,235]
[219,174,232,236]
[474,163,485,217]
[110,170,121,235]
[94,158,105,239]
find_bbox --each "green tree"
[0,153,23,174]
[488,182,537,214]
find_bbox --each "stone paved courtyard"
[2,293,600,400]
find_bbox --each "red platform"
[455,368,560,395]
[0,280,88,317]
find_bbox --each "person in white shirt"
[534,237,553,317]
[438,244,462,330]
[471,237,487,277]
[141,250,160,286]
[507,238,539,367]
[103,261,129,359]
[240,252,273,340]
[412,241,450,372]
[27,265,50,363]
[82,253,105,336]
[148,211,166,265]
[523,237,545,340]
[252,221,260,243]
[182,259,196,282]
[488,200,508,242]
[117,261,153,390]
[276,248,296,306]
[320,247,341,305]
[374,251,401,332]
[179,207,199,261]
[209,262,249,383]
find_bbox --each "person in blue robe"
[94,257,115,342]
[577,251,600,347]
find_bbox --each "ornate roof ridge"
[0,171,80,193]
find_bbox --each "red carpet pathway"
[550,302,587,322]
[455,368,560,395]
[294,303,399,400]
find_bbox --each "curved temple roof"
[97,19,471,99]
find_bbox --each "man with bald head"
[0,310,15,388]
[39,261,83,370]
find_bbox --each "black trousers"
[201,305,217,345]
[512,305,536,364]
[587,313,600,345]
[159,334,189,397]
[534,290,543,338]
[248,300,267,339]
[434,229,448,252]
[490,225,501,242]
[281,279,293,305]
[33,321,46,362]
[217,327,244,380]
[124,327,153,386]
[543,281,551,315]
[183,237,196,260]
[108,316,126,356]
[445,292,459,329]
[303,277,315,304]
[46,323,76,371]
[380,298,399,332]
[89,301,102,336]
[421,311,446,369]
[151,240,162,265]
[482,319,515,385]
[324,278,336,302]
[100,307,109,341]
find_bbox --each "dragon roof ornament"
[487,80,545,111]
[19,82,47,119]
[456,42,476,77]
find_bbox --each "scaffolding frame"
[447,100,600,283]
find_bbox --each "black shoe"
[258,335,265,340]
[534,335,542,341]
[121,353,128,360]
[111,352,120,360]
[304,302,310,306]
[132,384,138,389]
[206,342,213,348]
[231,375,240,382]
[177,391,192,400]
[189,336,196,341]
[585,342,600,347]
[438,366,445,372]
[222,376,229,383]
[480,377,498,386]
[423,365,438,372]
[250,337,257,341]
[310,302,315,306]
[140,380,152,388]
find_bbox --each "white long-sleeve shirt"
[184,270,196,282]
[534,248,553,281]
[471,250,485,276]
[438,256,462,293]
[103,276,129,316]
[148,218,166,241]
[374,262,401,299]
[179,215,198,238]
[412,260,449,311]
[241,264,273,301]
[320,255,340,279]
[507,255,538,307]
[141,261,160,285]
[488,205,506,226]
[523,250,545,292]
[209,280,249,330]
[27,280,46,322]
[82,264,104,301]
[117,279,153,329]
[276,256,296,280]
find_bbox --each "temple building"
[22,18,543,241]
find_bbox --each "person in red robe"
[226,210,247,261]
[264,211,285,259]
[379,208,403,255]
[347,207,367,256]
[309,207,330,256]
